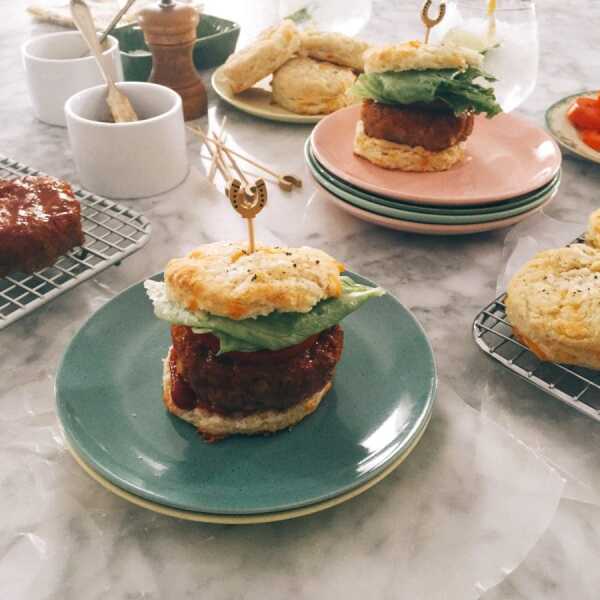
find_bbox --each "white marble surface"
[2,1,600,598]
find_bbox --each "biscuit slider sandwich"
[352,41,502,171]
[145,242,384,442]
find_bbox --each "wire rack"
[0,155,151,330]
[473,247,600,422]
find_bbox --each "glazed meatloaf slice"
[361,99,474,151]
[169,324,344,415]
[0,176,85,277]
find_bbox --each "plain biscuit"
[221,20,301,94]
[271,57,357,115]
[300,31,370,71]
[364,40,483,74]
[164,242,344,320]
[506,240,600,370]
[353,120,464,171]
[162,347,332,439]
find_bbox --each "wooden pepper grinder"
[137,0,207,120]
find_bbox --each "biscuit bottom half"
[353,120,465,172]
[162,347,332,442]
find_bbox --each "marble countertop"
[2,1,600,598]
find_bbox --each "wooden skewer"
[202,136,230,183]
[213,120,248,200]
[221,143,250,186]
[207,116,227,182]
[213,145,234,185]
[196,121,230,183]
[190,120,267,254]
[197,125,233,193]
[196,146,278,185]
[218,128,265,254]
[188,125,302,191]
[421,0,446,44]
[247,215,255,253]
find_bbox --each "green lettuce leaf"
[352,67,502,117]
[145,276,385,353]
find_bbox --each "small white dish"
[21,31,123,127]
[65,82,189,199]
[546,91,600,165]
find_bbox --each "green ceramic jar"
[112,14,240,81]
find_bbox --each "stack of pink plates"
[307,105,562,235]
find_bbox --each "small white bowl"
[22,31,123,127]
[65,82,189,199]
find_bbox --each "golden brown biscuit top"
[164,242,344,320]
[507,244,600,344]
[363,41,483,74]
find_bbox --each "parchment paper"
[0,172,566,598]
[482,210,600,506]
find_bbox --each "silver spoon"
[70,0,138,123]
[79,0,138,57]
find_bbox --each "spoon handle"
[99,0,137,46]
[70,0,115,89]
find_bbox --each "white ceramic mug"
[65,82,189,199]
[22,31,123,127]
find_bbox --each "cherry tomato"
[581,129,600,152]
[575,97,600,109]
[568,101,600,130]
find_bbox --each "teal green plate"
[112,14,240,82]
[56,272,436,515]
[304,139,561,216]
[306,140,560,224]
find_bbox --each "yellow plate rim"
[67,409,431,525]
[211,67,324,125]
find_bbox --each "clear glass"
[278,0,372,36]
[430,1,539,113]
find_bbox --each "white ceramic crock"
[64,82,189,199]
[22,31,123,127]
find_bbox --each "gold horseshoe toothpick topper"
[228,178,267,253]
[421,0,446,44]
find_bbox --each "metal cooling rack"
[0,155,151,330]
[473,243,600,422]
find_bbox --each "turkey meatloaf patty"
[360,99,474,151]
[169,324,344,415]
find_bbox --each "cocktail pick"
[217,136,268,253]
[188,125,302,192]
[200,133,229,182]
[207,116,227,183]
[191,120,267,253]
[421,0,446,44]
[228,179,267,254]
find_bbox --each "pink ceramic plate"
[311,105,562,206]
[317,184,555,236]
